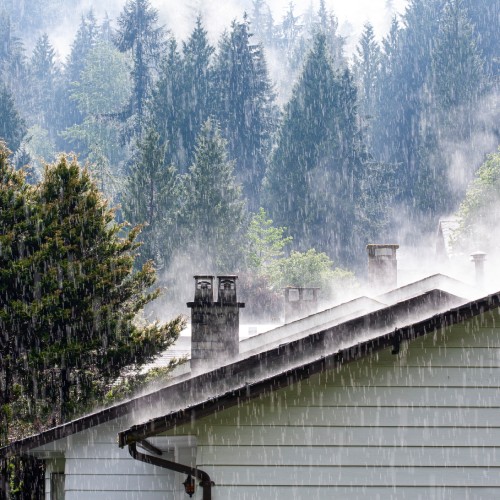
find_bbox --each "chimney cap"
[470,251,487,261]
[283,286,320,290]
[367,244,399,258]
[366,244,400,250]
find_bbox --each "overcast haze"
[51,0,408,60]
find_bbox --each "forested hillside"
[0,0,499,494]
[0,0,498,296]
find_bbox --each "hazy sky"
[159,0,409,49]
[52,0,408,60]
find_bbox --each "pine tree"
[431,0,485,115]
[148,38,185,168]
[372,0,487,220]
[371,0,443,220]
[181,119,246,271]
[0,144,34,444]
[58,10,100,152]
[0,83,25,152]
[66,10,99,85]
[0,11,25,90]
[372,16,400,164]
[279,2,301,58]
[122,128,183,270]
[0,152,183,429]
[421,0,487,211]
[180,16,215,167]
[264,34,367,265]
[462,0,500,77]
[61,41,131,201]
[28,34,59,135]
[249,0,274,45]
[315,0,345,68]
[114,0,164,139]
[213,17,277,209]
[352,23,381,149]
[245,207,292,275]
[149,20,216,172]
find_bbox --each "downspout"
[128,441,214,500]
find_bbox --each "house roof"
[1,280,497,460]
[118,289,499,446]
[376,273,478,303]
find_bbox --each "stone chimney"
[284,287,320,323]
[367,244,399,291]
[188,275,244,371]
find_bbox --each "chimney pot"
[193,275,214,303]
[284,287,320,322]
[218,275,238,304]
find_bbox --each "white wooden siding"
[64,422,172,499]
[165,311,500,499]
[61,420,189,500]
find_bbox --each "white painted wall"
[165,310,500,499]
[37,417,195,500]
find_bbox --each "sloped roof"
[0,280,496,459]
[376,273,479,303]
[117,289,499,446]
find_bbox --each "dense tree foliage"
[28,34,59,135]
[179,17,215,167]
[180,119,246,271]
[370,0,492,225]
[213,17,277,207]
[453,149,500,254]
[62,40,131,199]
[264,34,368,264]
[0,149,182,439]
[268,248,356,295]
[114,0,164,139]
[58,10,100,147]
[245,207,292,276]
[0,12,25,91]
[352,23,380,146]
[148,38,187,169]
[0,84,25,152]
[122,128,182,270]
[0,0,494,262]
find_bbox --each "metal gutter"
[129,442,213,499]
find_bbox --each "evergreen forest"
[0,0,499,493]
[0,0,498,276]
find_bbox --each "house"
[2,246,500,499]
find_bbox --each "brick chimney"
[367,244,399,291]
[188,275,245,371]
[284,287,320,323]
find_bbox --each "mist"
[42,0,408,61]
